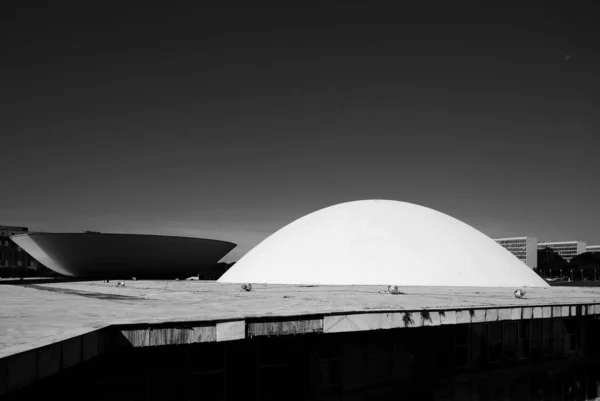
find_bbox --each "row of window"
[9,316,598,401]
[496,241,528,246]
[454,318,583,374]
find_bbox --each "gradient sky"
[2,1,599,261]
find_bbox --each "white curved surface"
[219,200,549,287]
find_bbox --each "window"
[189,343,225,401]
[518,320,530,363]
[488,322,502,365]
[471,324,485,370]
[554,319,564,359]
[531,320,543,363]
[316,335,342,400]
[503,322,518,367]
[543,319,553,359]
[454,324,469,369]
[564,319,578,354]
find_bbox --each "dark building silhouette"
[4,315,600,401]
[0,226,49,277]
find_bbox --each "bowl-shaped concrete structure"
[219,200,548,287]
[11,232,236,279]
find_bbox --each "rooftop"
[3,279,600,395]
[538,241,585,245]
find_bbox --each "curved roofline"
[10,232,236,247]
[220,199,549,287]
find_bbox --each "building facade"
[0,225,44,277]
[537,241,587,263]
[6,315,600,401]
[587,245,600,254]
[494,237,538,269]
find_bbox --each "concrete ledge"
[472,309,486,323]
[6,350,36,394]
[62,336,82,370]
[553,306,562,318]
[0,355,6,397]
[119,324,217,347]
[421,311,441,327]
[485,309,498,322]
[456,310,471,324]
[151,325,215,346]
[250,318,323,336]
[542,307,552,318]
[440,311,457,325]
[121,328,150,347]
[498,309,512,321]
[82,331,99,362]
[37,342,61,380]
[217,321,245,342]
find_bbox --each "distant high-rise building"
[587,245,600,253]
[0,225,47,277]
[537,241,586,263]
[494,237,538,269]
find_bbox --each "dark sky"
[2,1,599,260]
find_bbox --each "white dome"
[219,200,549,287]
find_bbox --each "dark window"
[316,335,342,400]
[189,343,225,401]
[503,322,518,367]
[554,319,564,359]
[471,324,485,370]
[565,319,578,354]
[518,320,531,363]
[531,320,543,363]
[454,324,469,369]
[543,319,553,359]
[488,322,502,364]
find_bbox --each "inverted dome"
[219,200,549,287]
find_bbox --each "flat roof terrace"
[2,280,600,396]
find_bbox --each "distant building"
[0,225,45,276]
[11,232,237,279]
[537,241,587,263]
[493,237,538,269]
[587,245,600,253]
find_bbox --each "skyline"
[2,2,600,261]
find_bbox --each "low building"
[0,225,44,277]
[493,237,538,269]
[3,282,600,401]
[587,245,600,254]
[537,241,587,263]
